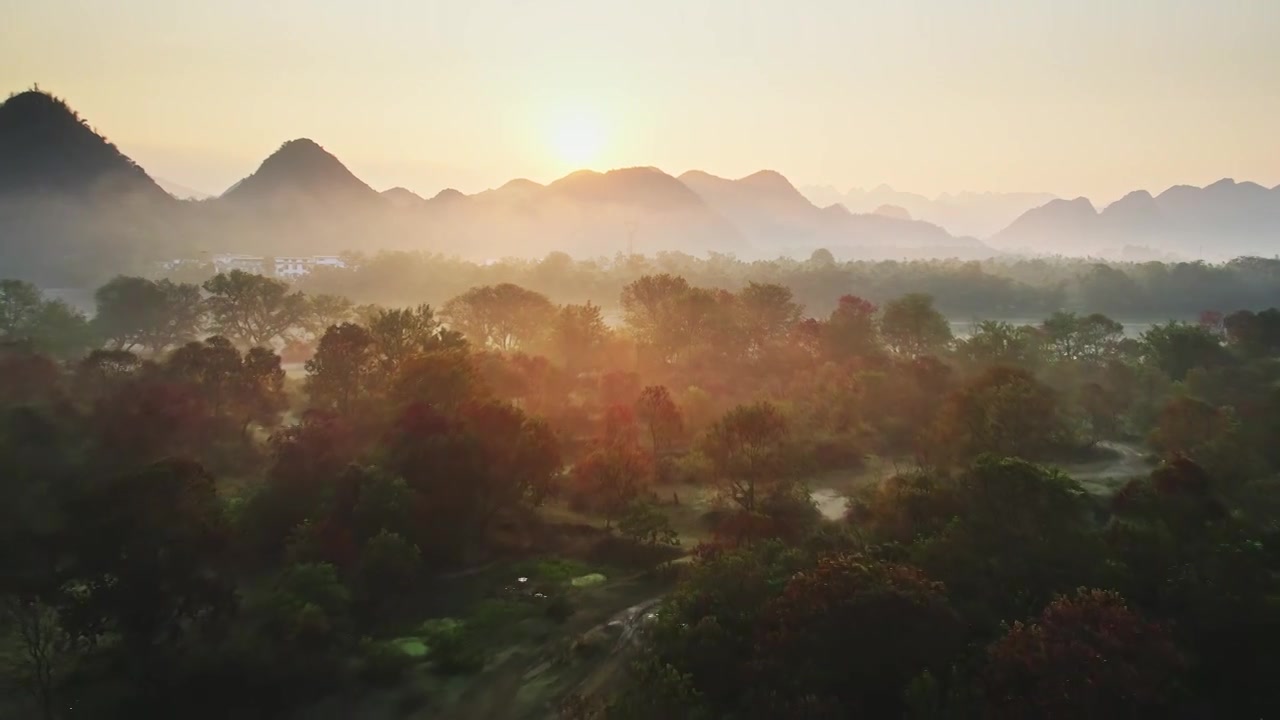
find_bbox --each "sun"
[550,109,606,169]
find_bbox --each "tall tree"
[441,283,554,351]
[0,279,94,359]
[305,323,376,415]
[202,270,309,348]
[702,401,789,516]
[824,294,880,359]
[736,282,802,357]
[619,273,691,346]
[635,385,683,456]
[929,365,1062,464]
[303,293,355,336]
[880,293,952,357]
[93,276,204,353]
[983,590,1184,719]
[551,301,608,371]
[366,303,464,375]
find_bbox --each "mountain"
[220,139,382,205]
[993,180,1280,258]
[157,178,212,200]
[0,90,178,284]
[802,184,1056,238]
[681,170,993,259]
[381,186,426,208]
[0,89,998,280]
[0,90,169,201]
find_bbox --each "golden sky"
[4,0,1278,201]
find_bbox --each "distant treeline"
[237,251,1280,321]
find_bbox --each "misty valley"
[4,78,1280,720]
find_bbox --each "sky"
[3,0,1279,201]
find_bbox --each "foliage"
[982,589,1185,719]
[202,270,309,347]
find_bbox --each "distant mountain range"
[992,180,1280,259]
[2,89,1277,284]
[0,90,998,283]
[802,184,1057,238]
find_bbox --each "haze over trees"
[3,251,1280,718]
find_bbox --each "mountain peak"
[221,138,380,203]
[0,89,168,199]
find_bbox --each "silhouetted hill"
[0,90,179,284]
[681,170,993,259]
[802,183,1055,238]
[994,180,1280,258]
[381,186,426,208]
[0,90,169,200]
[221,139,382,205]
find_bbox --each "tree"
[305,323,376,415]
[0,280,95,359]
[366,303,464,375]
[929,366,1062,464]
[983,589,1184,719]
[1141,321,1230,382]
[635,385,684,456]
[441,283,554,351]
[93,276,204,353]
[1,595,77,720]
[959,320,1040,368]
[551,301,608,370]
[753,554,963,717]
[356,530,421,614]
[304,293,354,336]
[824,294,880,359]
[387,400,560,552]
[880,293,952,357]
[62,459,233,657]
[203,270,309,348]
[165,336,287,440]
[572,443,651,528]
[618,500,680,547]
[702,402,788,516]
[736,282,801,357]
[906,457,1104,631]
[620,273,691,346]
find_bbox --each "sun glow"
[550,108,606,169]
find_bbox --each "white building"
[273,255,348,279]
[212,254,267,274]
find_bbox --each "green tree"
[303,293,354,336]
[93,275,203,353]
[929,366,1062,464]
[0,279,94,358]
[1141,321,1229,382]
[366,303,464,375]
[441,283,554,351]
[736,282,801,357]
[305,323,376,415]
[881,293,952,357]
[62,459,232,657]
[203,270,309,348]
[702,402,789,516]
[618,500,680,547]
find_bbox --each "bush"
[357,639,415,686]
